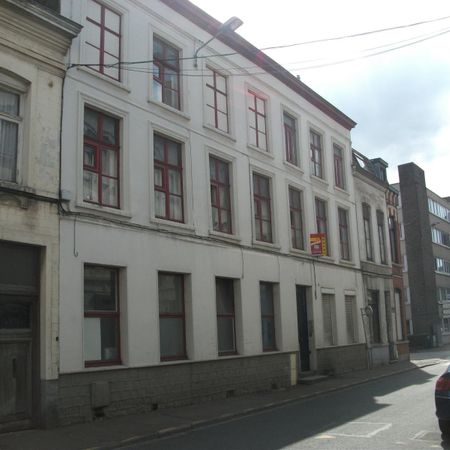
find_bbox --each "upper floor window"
[310,129,323,179]
[248,91,267,151]
[153,37,180,109]
[205,68,228,133]
[435,257,450,275]
[289,187,304,250]
[315,198,329,255]
[210,156,232,234]
[338,207,350,261]
[388,216,399,263]
[85,0,121,81]
[154,134,183,222]
[362,203,373,261]
[283,112,298,166]
[432,227,450,247]
[377,210,387,264]
[0,88,20,182]
[253,173,272,243]
[84,265,121,367]
[333,143,345,189]
[428,197,450,222]
[83,107,120,208]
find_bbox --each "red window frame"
[158,272,186,361]
[377,210,387,264]
[260,282,276,352]
[210,156,232,234]
[363,203,373,261]
[83,107,120,208]
[310,129,323,178]
[338,207,350,260]
[289,187,304,250]
[283,112,298,165]
[216,278,237,356]
[154,134,184,223]
[206,68,229,132]
[84,265,121,368]
[333,143,345,189]
[86,0,121,81]
[248,91,268,150]
[315,198,329,255]
[153,37,180,110]
[253,174,272,243]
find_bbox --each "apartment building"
[395,162,450,347]
[49,0,375,426]
[0,0,80,432]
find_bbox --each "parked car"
[436,365,450,435]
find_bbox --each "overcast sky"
[191,0,450,198]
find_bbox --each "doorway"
[296,285,311,372]
[0,242,39,432]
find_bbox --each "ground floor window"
[216,278,236,355]
[260,282,276,351]
[158,272,186,361]
[84,265,120,366]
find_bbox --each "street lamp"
[193,16,243,67]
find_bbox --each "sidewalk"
[0,354,445,450]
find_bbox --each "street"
[118,359,449,450]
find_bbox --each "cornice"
[159,0,356,131]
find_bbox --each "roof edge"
[160,0,356,130]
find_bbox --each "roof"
[160,0,357,131]
[352,149,389,188]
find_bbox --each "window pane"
[160,317,184,358]
[212,207,219,230]
[220,210,231,233]
[83,170,98,203]
[218,160,228,183]
[85,44,101,67]
[84,266,117,311]
[84,145,96,167]
[167,141,181,165]
[262,317,275,350]
[84,317,119,362]
[101,177,118,207]
[152,80,163,102]
[159,274,183,313]
[102,115,117,145]
[168,170,181,195]
[84,109,98,139]
[154,167,163,187]
[101,148,117,176]
[260,284,274,314]
[216,73,226,92]
[169,195,183,221]
[153,37,164,59]
[164,89,178,109]
[164,69,178,90]
[256,97,265,113]
[219,186,229,209]
[0,120,18,182]
[85,20,100,49]
[87,0,101,23]
[261,220,272,241]
[217,112,228,132]
[155,190,166,217]
[218,317,235,353]
[216,279,234,314]
[217,93,227,113]
[154,135,164,161]
[104,8,120,33]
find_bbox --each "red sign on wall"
[310,233,327,256]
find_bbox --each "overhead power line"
[68,13,450,70]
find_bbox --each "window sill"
[283,161,304,175]
[334,185,349,196]
[75,201,132,219]
[252,240,281,251]
[148,98,191,121]
[83,363,124,372]
[310,174,328,187]
[151,217,196,234]
[78,66,131,93]
[247,144,274,159]
[289,247,308,256]
[203,123,236,142]
[339,259,355,267]
[209,230,241,243]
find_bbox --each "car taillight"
[436,376,450,392]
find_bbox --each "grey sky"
[190,0,450,197]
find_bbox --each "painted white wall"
[59,0,366,373]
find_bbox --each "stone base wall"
[396,341,410,361]
[44,353,293,427]
[316,344,367,374]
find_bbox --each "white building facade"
[56,0,368,425]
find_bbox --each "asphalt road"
[118,360,450,450]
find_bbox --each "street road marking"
[315,434,336,439]
[411,430,442,442]
[329,421,392,438]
